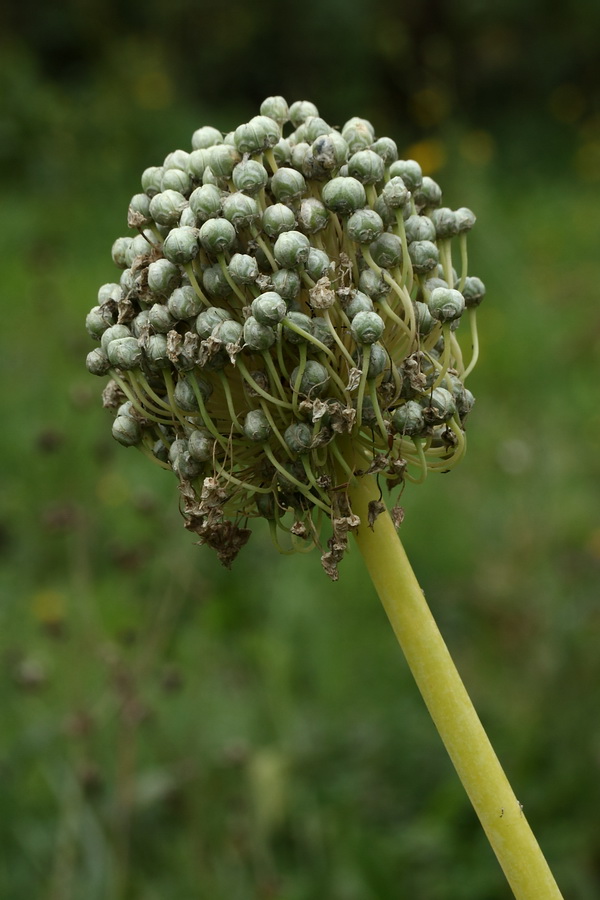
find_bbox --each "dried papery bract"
[86,97,484,577]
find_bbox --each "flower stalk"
[346,466,564,900]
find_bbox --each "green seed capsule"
[222,192,259,230]
[174,373,213,411]
[404,214,436,243]
[243,409,272,442]
[311,132,348,170]
[147,258,182,296]
[423,387,456,424]
[167,285,203,320]
[388,159,423,192]
[382,176,410,209]
[414,300,435,335]
[149,190,188,227]
[252,291,287,325]
[305,248,331,281]
[346,208,384,244]
[273,138,292,165]
[321,176,366,215]
[358,268,389,301]
[189,184,222,223]
[371,136,398,165]
[462,275,486,308]
[144,334,170,369]
[199,217,236,255]
[243,316,276,350]
[161,167,192,195]
[428,287,465,323]
[101,324,131,353]
[271,267,301,301]
[86,347,111,375]
[125,233,153,266]
[206,143,242,178]
[262,203,297,238]
[196,307,232,339]
[283,311,313,344]
[86,305,115,339]
[353,342,388,379]
[97,283,122,305]
[455,207,477,233]
[127,193,152,227]
[350,310,385,344]
[112,415,142,446]
[270,167,306,204]
[391,400,425,436]
[111,237,132,269]
[131,309,151,338]
[228,253,259,285]
[234,116,279,154]
[186,149,208,180]
[408,240,440,275]
[289,141,311,172]
[289,100,319,127]
[164,149,190,171]
[273,230,311,268]
[148,303,176,333]
[203,264,233,298]
[141,166,164,197]
[341,119,374,154]
[347,149,385,185]
[297,197,329,234]
[191,125,222,150]
[212,319,243,347]
[369,232,402,268]
[430,207,458,238]
[284,422,313,454]
[260,95,289,125]
[311,317,335,347]
[345,290,374,318]
[413,176,442,211]
[232,159,269,195]
[188,428,215,461]
[290,360,330,396]
[107,336,143,369]
[162,226,200,265]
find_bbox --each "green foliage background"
[1,2,600,897]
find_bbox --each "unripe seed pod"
[260,95,289,125]
[252,291,287,326]
[112,415,142,446]
[174,373,213,411]
[149,190,188,227]
[408,240,440,275]
[101,324,131,353]
[203,264,232,298]
[273,230,311,268]
[212,319,243,345]
[290,360,330,396]
[305,248,331,281]
[289,100,319,127]
[148,303,176,333]
[234,116,279,154]
[304,116,332,142]
[147,258,181,296]
[199,217,236,255]
[228,253,259,285]
[347,149,385,184]
[273,137,292,165]
[131,309,151,337]
[191,125,222,149]
[428,287,465,323]
[271,167,306,204]
[161,168,191,195]
[404,214,436,244]
[391,400,425,436]
[232,159,268,195]
[186,149,208,180]
[462,275,486,308]
[128,193,152,227]
[86,347,111,375]
[430,207,459,238]
[243,316,276,350]
[423,387,456,424]
[243,409,272,442]
[413,176,443,210]
[162,226,200,265]
[262,203,296,238]
[414,300,435,335]
[341,120,374,154]
[311,132,348,170]
[222,192,259,230]
[86,305,115,339]
[382,176,410,209]
[297,197,329,233]
[353,342,388,379]
[107,336,143,369]
[144,333,170,369]
[189,184,222,223]
[290,142,311,172]
[345,290,374,319]
[125,233,153,266]
[371,136,398,165]
[206,143,242,178]
[455,207,477,233]
[271,268,301,301]
[141,166,164,197]
[188,428,215,461]
[346,208,384,244]
[164,149,190,171]
[111,237,132,269]
[283,311,313,343]
[374,194,396,228]
[388,159,423,192]
[351,310,385,344]
[358,267,389,301]
[284,422,313,454]
[321,176,366,215]
[196,307,232,339]
[167,285,202,320]
[368,232,402,268]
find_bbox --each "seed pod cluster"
[86,97,485,578]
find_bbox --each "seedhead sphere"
[86,97,485,578]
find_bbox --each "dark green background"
[1,2,599,897]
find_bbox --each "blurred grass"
[1,93,600,899]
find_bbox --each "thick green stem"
[346,470,564,900]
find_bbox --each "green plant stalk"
[347,471,563,900]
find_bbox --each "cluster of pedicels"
[85,97,485,578]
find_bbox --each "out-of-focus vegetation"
[1,2,600,897]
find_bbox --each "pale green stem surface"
[346,469,564,900]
